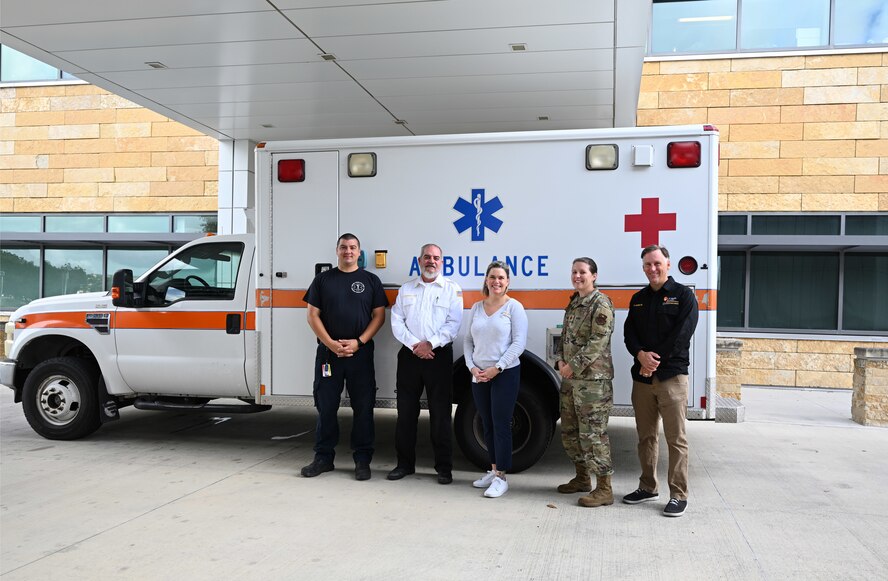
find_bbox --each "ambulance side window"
[143,242,244,306]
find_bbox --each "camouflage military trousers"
[560,378,614,476]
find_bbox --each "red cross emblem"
[624,197,676,247]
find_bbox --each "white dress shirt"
[391,275,463,350]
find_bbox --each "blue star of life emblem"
[453,188,503,241]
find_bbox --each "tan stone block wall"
[640,54,888,211]
[1,85,218,214]
[728,338,886,390]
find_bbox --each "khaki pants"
[631,374,689,500]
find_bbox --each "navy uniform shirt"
[624,276,698,383]
[304,267,388,342]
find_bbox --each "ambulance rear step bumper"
[133,397,271,413]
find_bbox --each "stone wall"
[732,337,885,390]
[0,84,218,214]
[852,348,888,426]
[642,53,887,390]
[640,53,888,212]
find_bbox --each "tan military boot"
[557,463,592,493]
[578,475,614,507]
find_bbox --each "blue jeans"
[472,365,520,472]
[312,342,376,464]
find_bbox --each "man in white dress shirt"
[388,243,463,484]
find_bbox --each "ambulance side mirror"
[111,269,136,307]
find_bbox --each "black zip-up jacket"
[624,276,699,384]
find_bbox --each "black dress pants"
[394,344,453,473]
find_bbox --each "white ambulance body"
[2,125,718,472]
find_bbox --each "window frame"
[717,212,888,336]
[650,0,888,56]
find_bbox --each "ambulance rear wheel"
[22,357,102,440]
[454,384,554,473]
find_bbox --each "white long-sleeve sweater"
[463,298,528,377]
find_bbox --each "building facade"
[1,1,886,393]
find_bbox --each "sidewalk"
[1,386,886,580]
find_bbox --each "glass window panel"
[846,214,888,235]
[106,248,171,289]
[144,242,243,305]
[748,252,839,329]
[45,215,104,233]
[0,248,40,310]
[843,253,888,331]
[0,215,42,232]
[173,215,218,234]
[652,0,737,54]
[717,251,746,327]
[834,0,888,45]
[740,0,829,49]
[718,215,747,235]
[43,249,104,297]
[750,215,840,235]
[0,45,60,82]
[108,215,170,233]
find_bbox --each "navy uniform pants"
[312,341,376,464]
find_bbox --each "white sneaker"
[483,476,509,498]
[473,470,497,488]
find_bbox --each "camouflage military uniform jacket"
[556,289,615,380]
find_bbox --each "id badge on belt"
[321,363,332,377]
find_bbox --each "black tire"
[22,357,102,440]
[454,383,555,473]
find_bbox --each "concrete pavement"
[1,386,886,580]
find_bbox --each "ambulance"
[2,125,719,472]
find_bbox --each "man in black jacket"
[623,245,698,517]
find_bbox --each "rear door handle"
[226,313,241,335]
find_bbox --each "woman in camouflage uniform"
[554,257,616,507]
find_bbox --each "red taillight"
[701,396,707,409]
[667,141,701,168]
[678,256,698,275]
[278,159,305,182]
[703,124,718,132]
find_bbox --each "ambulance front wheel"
[454,383,555,473]
[22,357,102,440]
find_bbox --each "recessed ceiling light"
[394,119,408,125]
[320,53,337,61]
[538,116,549,121]
[510,43,527,52]
[261,124,274,128]
[144,61,168,69]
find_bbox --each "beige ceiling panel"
[386,105,613,125]
[345,51,615,80]
[381,91,614,112]
[409,118,614,135]
[3,12,300,52]
[138,80,369,105]
[97,61,351,90]
[283,0,615,37]
[0,0,272,26]
[176,96,385,119]
[56,39,321,73]
[318,23,614,61]
[364,73,615,97]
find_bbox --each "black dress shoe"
[437,471,453,485]
[355,462,372,481]
[386,466,415,481]
[301,458,334,478]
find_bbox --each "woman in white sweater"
[463,261,528,498]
